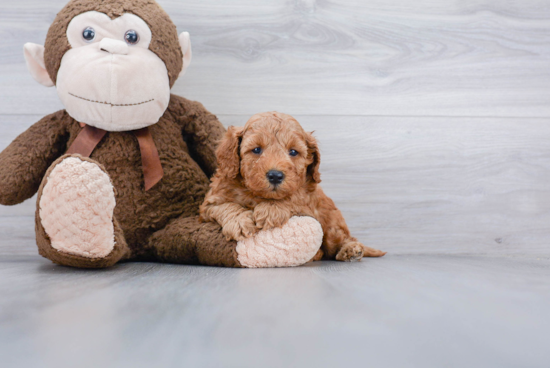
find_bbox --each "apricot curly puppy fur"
[199,112,386,262]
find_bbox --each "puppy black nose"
[267,170,285,185]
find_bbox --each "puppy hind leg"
[320,208,386,261]
[333,237,387,262]
[335,238,364,262]
[334,239,386,261]
[362,245,387,258]
[306,248,324,263]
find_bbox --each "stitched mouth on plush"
[68,92,155,107]
[69,92,155,107]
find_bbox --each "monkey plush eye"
[252,147,262,154]
[124,30,140,45]
[82,27,96,42]
[289,149,299,157]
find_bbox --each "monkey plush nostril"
[99,38,129,55]
[267,170,285,185]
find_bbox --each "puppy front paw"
[253,203,292,231]
[222,211,257,241]
[335,241,364,262]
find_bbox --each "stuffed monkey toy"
[0,0,323,268]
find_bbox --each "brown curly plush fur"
[199,112,386,261]
[0,95,242,268]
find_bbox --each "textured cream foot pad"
[39,157,116,258]
[236,216,323,268]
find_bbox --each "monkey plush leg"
[149,216,323,268]
[236,216,323,268]
[148,216,242,267]
[36,154,130,268]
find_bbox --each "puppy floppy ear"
[216,126,244,179]
[306,132,321,185]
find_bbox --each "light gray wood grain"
[2,114,550,256]
[0,0,549,116]
[1,254,549,368]
[1,2,550,366]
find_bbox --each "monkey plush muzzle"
[57,11,172,132]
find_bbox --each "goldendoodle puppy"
[200,112,386,261]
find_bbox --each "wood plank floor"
[1,254,549,368]
[1,0,549,367]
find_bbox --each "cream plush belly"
[236,216,323,268]
[39,157,116,258]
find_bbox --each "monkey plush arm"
[0,111,69,205]
[168,94,226,178]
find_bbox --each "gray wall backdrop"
[1,0,550,256]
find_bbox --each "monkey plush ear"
[23,43,54,87]
[178,32,193,77]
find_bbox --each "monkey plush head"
[23,0,192,131]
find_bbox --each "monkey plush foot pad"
[39,157,116,258]
[236,216,323,268]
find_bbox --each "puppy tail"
[362,245,387,257]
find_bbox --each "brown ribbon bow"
[67,124,164,191]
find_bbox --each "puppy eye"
[252,147,262,154]
[82,27,96,42]
[124,30,140,45]
[289,149,299,157]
